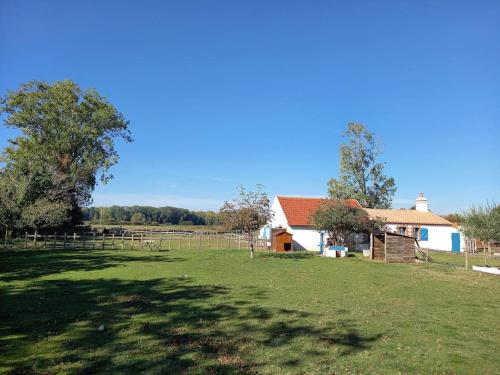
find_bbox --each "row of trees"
[83,206,221,225]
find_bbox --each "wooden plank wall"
[372,235,385,260]
[385,235,415,263]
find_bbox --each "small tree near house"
[219,185,273,258]
[311,199,386,247]
[460,203,500,263]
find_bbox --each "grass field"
[428,250,500,268]
[1,248,499,374]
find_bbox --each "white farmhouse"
[365,193,463,252]
[264,196,363,251]
[264,194,463,252]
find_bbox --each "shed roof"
[277,196,362,226]
[366,209,452,226]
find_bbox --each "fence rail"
[3,230,269,251]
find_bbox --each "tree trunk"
[483,242,487,266]
[249,232,254,258]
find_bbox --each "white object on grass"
[472,266,500,275]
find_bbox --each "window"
[398,227,406,236]
[420,228,428,241]
[414,227,420,239]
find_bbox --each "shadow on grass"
[0,248,184,282]
[0,252,382,374]
[257,252,314,260]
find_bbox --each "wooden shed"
[371,232,416,263]
[272,229,293,252]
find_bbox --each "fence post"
[159,235,163,251]
[92,233,96,249]
[208,233,210,249]
[216,233,219,249]
[53,232,57,249]
[465,247,468,271]
[238,235,241,250]
[178,235,181,250]
[131,234,134,250]
[73,233,77,249]
[102,233,105,249]
[112,233,115,250]
[44,234,47,248]
[24,231,28,249]
[199,233,202,250]
[34,230,38,248]
[63,233,67,248]
[140,234,144,249]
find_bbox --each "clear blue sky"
[1,0,499,214]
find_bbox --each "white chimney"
[415,193,429,212]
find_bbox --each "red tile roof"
[277,196,362,226]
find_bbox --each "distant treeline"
[82,206,221,225]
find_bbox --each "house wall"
[270,197,288,229]
[288,226,322,251]
[385,224,463,252]
[265,198,322,251]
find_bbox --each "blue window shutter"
[420,228,428,241]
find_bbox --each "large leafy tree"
[311,199,386,246]
[219,185,273,258]
[328,123,396,208]
[0,168,71,234]
[0,80,132,227]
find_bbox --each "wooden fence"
[2,230,269,251]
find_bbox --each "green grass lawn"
[1,248,499,374]
[427,250,500,268]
